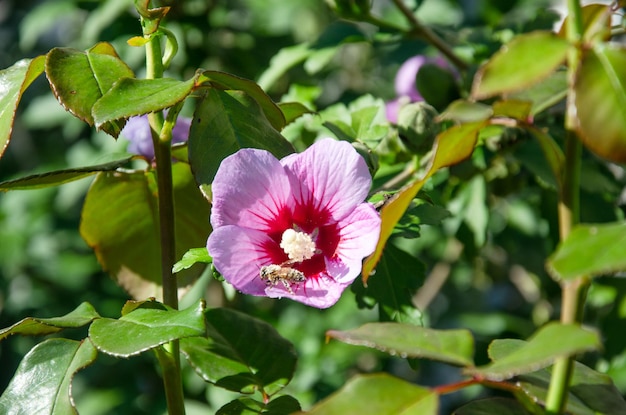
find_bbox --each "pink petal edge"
[210,148,292,231]
[281,138,372,223]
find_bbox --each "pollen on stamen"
[280,228,317,262]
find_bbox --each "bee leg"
[281,279,294,294]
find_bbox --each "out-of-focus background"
[1,1,625,414]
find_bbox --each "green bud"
[396,102,440,154]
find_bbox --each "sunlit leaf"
[559,4,612,44]
[188,88,294,186]
[45,42,133,136]
[198,70,286,131]
[472,31,570,100]
[547,222,626,281]
[216,396,301,415]
[0,339,97,415]
[180,308,296,395]
[466,323,600,381]
[173,247,212,273]
[439,100,493,123]
[362,121,484,280]
[278,101,313,125]
[573,43,626,163]
[0,56,45,158]
[0,157,133,191]
[492,100,532,121]
[297,373,438,415]
[80,163,210,300]
[327,323,474,367]
[0,302,100,341]
[89,299,205,357]
[92,77,195,128]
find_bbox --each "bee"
[260,264,306,294]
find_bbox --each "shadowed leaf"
[180,308,297,395]
[188,88,294,186]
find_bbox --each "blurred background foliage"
[1,0,625,414]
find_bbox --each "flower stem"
[390,0,468,71]
[143,19,185,415]
[545,1,588,413]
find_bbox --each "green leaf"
[180,308,297,395]
[216,396,301,415]
[453,397,533,415]
[188,88,294,186]
[89,300,206,357]
[79,163,211,299]
[278,101,313,125]
[472,31,570,100]
[559,4,612,44]
[0,339,97,415]
[466,323,600,381]
[490,339,626,415]
[92,76,196,128]
[363,121,484,280]
[492,100,532,121]
[573,43,626,163]
[173,247,212,273]
[300,373,438,415]
[507,70,568,115]
[439,100,493,123]
[0,302,100,341]
[547,222,626,281]
[327,323,474,367]
[0,56,45,158]
[198,70,286,131]
[45,43,133,136]
[352,244,424,324]
[0,157,133,191]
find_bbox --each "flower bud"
[396,102,440,154]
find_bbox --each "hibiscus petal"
[207,225,276,295]
[281,138,372,223]
[331,202,381,283]
[265,273,348,309]
[211,148,292,232]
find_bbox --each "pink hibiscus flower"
[207,138,381,308]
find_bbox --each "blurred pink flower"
[121,114,191,160]
[386,55,450,123]
[207,138,381,308]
